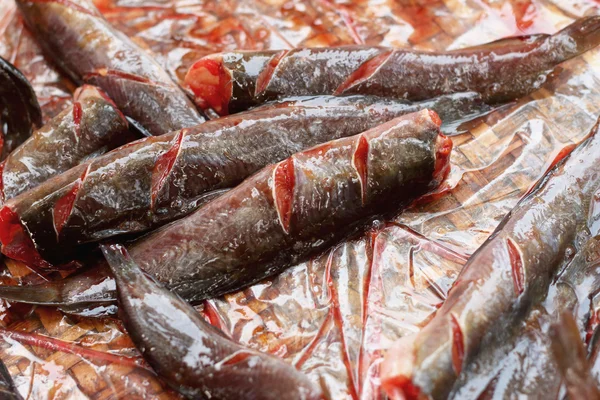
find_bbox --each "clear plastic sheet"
[1,0,600,398]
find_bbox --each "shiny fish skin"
[102,243,323,400]
[16,0,205,136]
[0,109,451,310]
[451,235,600,399]
[185,16,600,116]
[381,120,600,400]
[124,109,450,302]
[0,85,130,202]
[0,95,467,267]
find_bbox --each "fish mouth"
[433,129,453,184]
[185,54,233,116]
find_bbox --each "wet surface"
[1,0,600,399]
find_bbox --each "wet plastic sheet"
[1,0,600,398]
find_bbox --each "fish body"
[102,243,323,400]
[0,109,451,311]
[382,120,600,400]
[16,0,205,135]
[185,17,600,115]
[0,95,470,267]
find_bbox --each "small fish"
[16,0,205,135]
[381,119,600,400]
[0,56,42,160]
[185,17,600,115]
[0,109,451,312]
[0,95,470,267]
[101,243,323,400]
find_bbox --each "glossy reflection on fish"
[102,243,323,400]
[185,16,600,115]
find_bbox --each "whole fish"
[381,119,600,400]
[451,234,600,399]
[0,94,474,267]
[0,109,451,310]
[184,16,600,115]
[0,85,131,202]
[102,243,322,400]
[0,56,42,159]
[16,0,205,135]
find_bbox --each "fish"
[0,109,451,312]
[0,55,42,160]
[381,118,600,400]
[0,94,474,267]
[101,243,323,400]
[184,16,600,115]
[451,234,600,399]
[16,0,205,136]
[0,85,131,202]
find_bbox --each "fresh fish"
[0,95,471,267]
[16,0,205,135]
[184,16,600,115]
[0,85,131,202]
[451,234,600,399]
[0,109,451,311]
[381,119,600,400]
[102,243,323,400]
[0,56,42,160]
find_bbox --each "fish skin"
[381,119,600,400]
[0,85,131,201]
[450,235,600,399]
[0,56,42,160]
[0,109,450,311]
[0,94,472,267]
[101,243,323,400]
[185,16,600,116]
[15,0,205,136]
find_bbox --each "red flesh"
[151,129,185,209]
[507,238,524,296]
[381,375,422,400]
[53,165,90,238]
[185,56,232,115]
[0,206,51,269]
[433,132,453,183]
[72,101,82,138]
[221,351,252,366]
[353,135,369,205]
[450,313,464,376]
[334,50,392,95]
[273,158,296,234]
[255,50,288,96]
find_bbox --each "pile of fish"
[0,0,599,398]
